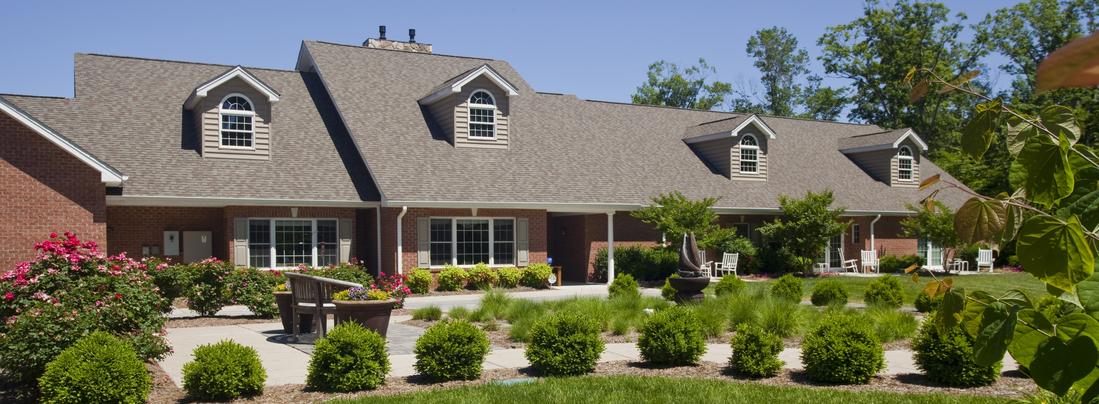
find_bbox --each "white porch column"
[395,206,408,275]
[607,212,615,285]
[375,207,382,275]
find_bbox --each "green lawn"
[332,375,1008,404]
[740,272,1046,306]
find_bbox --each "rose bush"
[0,232,169,386]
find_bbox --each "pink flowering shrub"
[225,267,278,317]
[0,232,169,385]
[180,258,235,316]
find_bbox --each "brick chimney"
[364,26,432,54]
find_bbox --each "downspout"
[869,214,882,251]
[395,206,408,275]
[375,208,382,276]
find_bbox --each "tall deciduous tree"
[631,59,733,110]
[746,27,809,117]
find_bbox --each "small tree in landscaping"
[757,191,847,272]
[901,201,960,264]
[632,191,736,249]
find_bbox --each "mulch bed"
[146,358,1036,403]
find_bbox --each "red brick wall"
[379,207,548,274]
[106,206,224,258]
[868,216,919,257]
[546,212,664,283]
[0,113,106,269]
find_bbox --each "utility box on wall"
[163,231,180,256]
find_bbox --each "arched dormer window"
[467,90,496,139]
[220,94,254,149]
[740,134,759,174]
[897,146,914,180]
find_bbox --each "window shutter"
[516,218,529,266]
[232,218,249,267]
[339,218,352,263]
[416,217,430,268]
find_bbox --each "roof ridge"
[0,92,70,100]
[307,40,497,62]
[751,113,877,127]
[78,53,299,74]
[695,115,747,126]
[582,99,736,114]
[844,128,905,138]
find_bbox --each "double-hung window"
[467,90,496,139]
[898,146,914,181]
[427,218,515,266]
[247,218,339,268]
[219,94,254,149]
[740,135,759,174]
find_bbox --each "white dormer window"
[220,94,254,149]
[740,134,759,174]
[898,146,913,180]
[468,90,496,140]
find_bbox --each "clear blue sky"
[1,0,1018,110]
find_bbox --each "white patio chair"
[698,250,714,276]
[976,249,994,272]
[951,258,969,273]
[838,249,859,273]
[860,250,879,273]
[713,252,739,277]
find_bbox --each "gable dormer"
[184,66,280,160]
[683,114,777,181]
[419,64,519,149]
[838,128,928,187]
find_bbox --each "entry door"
[826,234,843,268]
[918,237,943,270]
[183,231,213,263]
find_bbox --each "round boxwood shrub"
[912,313,1001,387]
[497,267,522,288]
[608,274,640,299]
[864,276,904,308]
[182,340,265,401]
[39,332,151,404]
[801,315,884,384]
[770,274,803,302]
[810,279,848,307]
[407,268,433,294]
[414,320,490,381]
[307,322,390,392]
[521,263,554,289]
[524,312,604,376]
[638,306,706,366]
[714,275,746,297]
[914,291,942,313]
[466,263,499,290]
[728,325,784,378]
[436,266,468,292]
[661,274,679,301]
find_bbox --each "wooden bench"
[284,272,362,339]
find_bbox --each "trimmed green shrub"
[714,275,746,297]
[39,332,151,404]
[307,322,390,392]
[182,340,265,401]
[226,267,278,318]
[864,276,904,308]
[412,306,442,321]
[878,254,923,273]
[770,274,803,302]
[521,263,553,289]
[414,320,490,381]
[729,325,784,378]
[608,274,640,299]
[525,312,604,376]
[497,267,522,288]
[914,292,942,313]
[466,263,499,289]
[407,268,433,294]
[312,262,374,286]
[592,245,678,282]
[436,266,468,291]
[661,274,679,301]
[638,306,706,366]
[912,313,1000,387]
[810,279,848,307]
[801,315,884,384]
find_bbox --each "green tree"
[756,191,847,271]
[900,201,960,259]
[745,27,809,117]
[801,76,848,121]
[817,0,987,148]
[631,59,733,110]
[631,192,735,249]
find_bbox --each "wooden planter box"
[274,291,313,334]
[333,299,396,337]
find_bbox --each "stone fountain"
[668,232,710,303]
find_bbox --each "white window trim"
[466,89,497,141]
[739,134,760,174]
[246,217,339,269]
[219,93,256,151]
[428,217,516,268]
[897,146,914,181]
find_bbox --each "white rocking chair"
[837,248,859,273]
[860,250,879,273]
[976,249,994,272]
[713,252,739,277]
